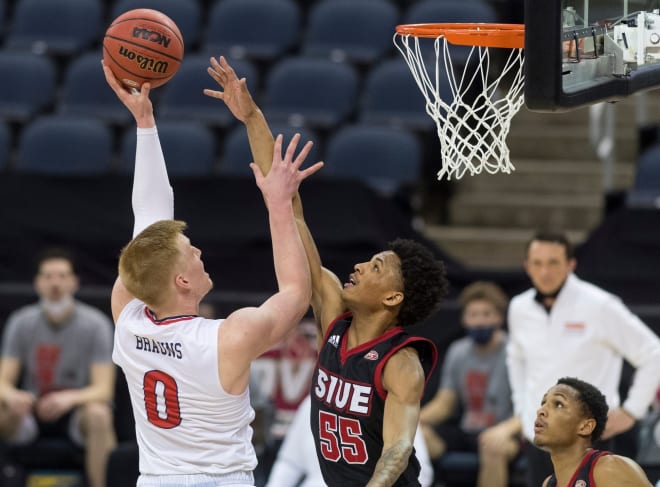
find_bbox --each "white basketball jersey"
[113,299,257,475]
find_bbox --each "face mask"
[40,296,74,321]
[465,325,497,346]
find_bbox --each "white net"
[394,31,525,180]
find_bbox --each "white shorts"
[137,472,255,487]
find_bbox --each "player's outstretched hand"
[251,134,323,207]
[204,55,258,123]
[102,60,155,128]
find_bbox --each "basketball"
[103,9,184,89]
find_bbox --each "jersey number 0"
[143,370,182,429]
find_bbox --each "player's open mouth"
[344,275,357,288]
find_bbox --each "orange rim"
[395,23,524,49]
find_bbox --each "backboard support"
[525,0,660,111]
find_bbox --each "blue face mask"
[465,326,497,346]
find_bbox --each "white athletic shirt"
[113,299,257,476]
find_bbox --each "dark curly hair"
[557,377,609,444]
[388,238,448,327]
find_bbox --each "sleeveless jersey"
[310,313,438,486]
[546,449,611,487]
[113,299,257,475]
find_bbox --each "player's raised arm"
[217,135,322,393]
[205,55,346,340]
[103,62,173,322]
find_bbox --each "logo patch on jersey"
[364,350,379,360]
[574,481,586,487]
[565,322,585,330]
[328,335,341,348]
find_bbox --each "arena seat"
[58,51,132,125]
[202,0,301,61]
[0,51,57,122]
[302,0,399,65]
[263,56,359,129]
[16,116,113,175]
[5,0,103,56]
[119,120,217,177]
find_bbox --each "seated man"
[419,281,519,487]
[0,248,116,487]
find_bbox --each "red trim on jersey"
[588,450,611,485]
[339,326,404,366]
[373,336,437,401]
[144,307,198,325]
[323,312,352,343]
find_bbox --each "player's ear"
[383,291,403,308]
[577,417,596,438]
[174,273,190,290]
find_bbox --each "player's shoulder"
[593,453,650,484]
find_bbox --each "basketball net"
[394,24,525,180]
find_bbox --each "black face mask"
[465,325,497,346]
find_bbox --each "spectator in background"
[251,318,318,484]
[534,377,653,487]
[265,395,435,487]
[420,281,519,487]
[0,248,116,487]
[507,232,660,487]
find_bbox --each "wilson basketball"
[103,9,184,89]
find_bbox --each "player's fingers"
[272,134,284,163]
[219,55,238,79]
[249,162,264,183]
[283,133,301,164]
[299,161,324,179]
[140,83,151,98]
[292,141,314,169]
[203,89,224,99]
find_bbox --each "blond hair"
[118,220,187,308]
[458,281,508,316]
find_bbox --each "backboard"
[525,0,660,111]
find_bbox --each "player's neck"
[148,299,199,321]
[550,444,592,486]
[348,311,397,347]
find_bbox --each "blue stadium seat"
[158,55,258,127]
[0,51,57,122]
[58,51,132,125]
[16,116,113,175]
[263,56,359,129]
[0,122,10,171]
[360,58,436,131]
[119,121,217,177]
[627,144,660,208]
[5,0,103,56]
[323,124,421,195]
[221,124,321,177]
[302,0,399,64]
[110,0,203,49]
[203,0,301,61]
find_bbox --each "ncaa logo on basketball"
[364,350,379,360]
[574,481,587,487]
[132,27,172,48]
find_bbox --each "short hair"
[118,220,187,308]
[34,247,77,276]
[557,377,609,444]
[458,281,508,316]
[388,238,448,327]
[526,232,574,260]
